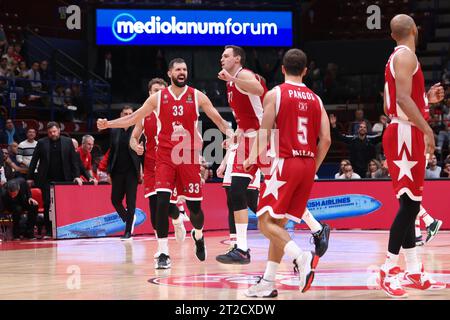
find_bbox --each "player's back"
[274,81,323,159]
[384,45,429,122]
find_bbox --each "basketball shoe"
[400,264,446,290]
[245,277,278,298]
[215,244,251,264]
[293,251,319,293]
[191,229,207,261]
[379,266,407,298]
[312,223,330,257]
[426,219,442,243]
[155,253,171,269]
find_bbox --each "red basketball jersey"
[226,67,268,132]
[273,81,323,159]
[143,112,158,163]
[384,45,429,121]
[156,86,202,152]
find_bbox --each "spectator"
[77,135,95,181]
[12,44,24,64]
[52,84,68,107]
[366,159,382,178]
[27,122,82,238]
[0,57,9,76]
[27,61,42,91]
[18,61,29,79]
[17,127,37,168]
[435,109,450,155]
[348,108,373,135]
[97,51,113,87]
[337,164,361,179]
[253,49,282,85]
[440,160,450,178]
[0,119,25,145]
[0,165,6,186]
[72,138,97,185]
[372,115,389,134]
[374,156,390,178]
[425,154,441,178]
[3,142,27,179]
[1,46,15,68]
[39,60,51,91]
[334,159,351,179]
[1,178,38,240]
[330,114,382,178]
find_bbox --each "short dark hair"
[168,58,186,70]
[282,49,307,76]
[47,121,60,129]
[6,179,20,193]
[148,78,168,91]
[122,105,133,113]
[27,127,36,133]
[225,45,246,66]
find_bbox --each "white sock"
[194,228,203,240]
[403,247,420,273]
[236,223,248,251]
[172,215,182,225]
[158,238,169,255]
[418,206,434,226]
[382,252,399,271]
[284,240,303,261]
[263,261,279,282]
[415,217,421,238]
[229,233,237,246]
[302,208,322,234]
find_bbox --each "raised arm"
[197,90,233,137]
[97,94,158,130]
[218,69,264,96]
[394,50,435,155]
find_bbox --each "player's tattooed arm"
[394,49,435,156]
[197,90,234,137]
[97,94,158,130]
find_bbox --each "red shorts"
[231,134,259,179]
[383,120,425,201]
[256,157,315,223]
[155,148,203,201]
[143,159,156,198]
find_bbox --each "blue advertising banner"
[96,9,293,46]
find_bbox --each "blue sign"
[96,9,293,46]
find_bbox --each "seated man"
[1,178,38,240]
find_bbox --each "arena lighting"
[96,9,293,46]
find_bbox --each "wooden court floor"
[0,230,449,300]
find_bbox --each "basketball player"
[98,58,232,269]
[379,14,445,298]
[244,49,331,297]
[216,46,330,264]
[129,78,187,260]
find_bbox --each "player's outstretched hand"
[427,82,445,104]
[97,118,108,131]
[218,69,233,82]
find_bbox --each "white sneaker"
[293,251,319,293]
[173,219,186,242]
[245,277,278,298]
[130,214,136,235]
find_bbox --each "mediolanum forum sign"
[96,9,293,46]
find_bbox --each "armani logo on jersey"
[298,102,308,111]
[186,95,193,103]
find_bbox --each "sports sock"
[418,206,434,227]
[236,223,248,251]
[158,238,169,255]
[302,208,322,234]
[403,247,420,273]
[284,240,303,261]
[263,261,279,282]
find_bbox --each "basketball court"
[0,230,448,300]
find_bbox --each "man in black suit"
[27,122,82,238]
[1,178,38,239]
[107,106,141,240]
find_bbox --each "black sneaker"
[216,244,251,265]
[312,223,330,257]
[426,219,442,243]
[155,253,171,269]
[191,229,207,261]
[120,231,132,240]
[415,235,424,246]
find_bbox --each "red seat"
[31,188,44,214]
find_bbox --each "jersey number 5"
[298,117,308,145]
